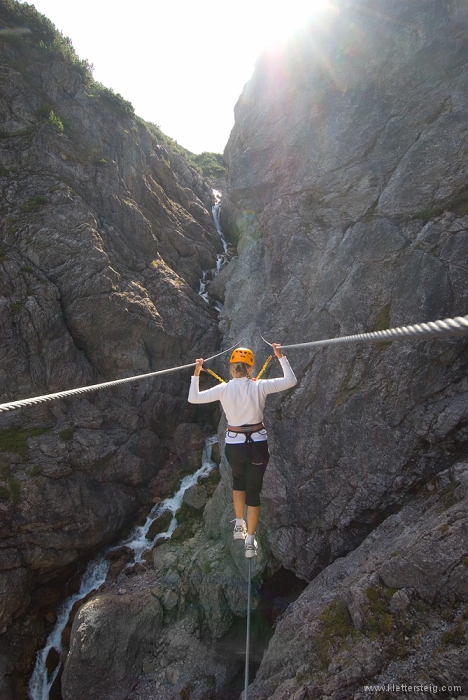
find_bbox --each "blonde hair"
[230,362,253,379]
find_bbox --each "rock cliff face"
[221,0,468,577]
[214,0,468,695]
[3,0,468,698]
[0,2,222,688]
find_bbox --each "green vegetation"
[414,207,441,223]
[58,427,75,441]
[27,465,42,476]
[0,2,134,119]
[48,110,64,132]
[37,105,51,119]
[10,301,24,313]
[313,599,356,668]
[21,195,49,213]
[0,2,226,186]
[440,620,465,647]
[190,152,225,179]
[8,477,20,503]
[375,304,391,331]
[415,188,468,222]
[334,387,358,408]
[0,426,49,455]
[89,82,134,117]
[362,585,395,638]
[0,0,92,79]
[143,120,225,179]
[0,250,6,263]
[0,466,21,503]
[440,480,460,510]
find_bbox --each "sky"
[22,0,330,154]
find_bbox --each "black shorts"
[224,441,270,507]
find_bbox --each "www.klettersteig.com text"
[363,684,463,694]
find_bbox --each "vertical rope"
[244,557,252,699]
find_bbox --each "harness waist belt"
[227,423,264,433]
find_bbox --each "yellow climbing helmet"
[230,347,255,367]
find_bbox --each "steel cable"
[261,315,468,352]
[0,341,241,414]
[244,557,252,700]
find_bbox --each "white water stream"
[28,436,218,700]
[198,189,231,310]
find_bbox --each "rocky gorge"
[1,0,468,699]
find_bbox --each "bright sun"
[256,0,333,47]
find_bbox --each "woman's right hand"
[271,343,284,359]
[194,358,204,376]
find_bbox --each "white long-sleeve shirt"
[188,356,297,442]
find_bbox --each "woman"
[188,345,297,558]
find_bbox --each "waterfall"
[28,436,218,700]
[28,558,110,700]
[119,435,218,562]
[198,190,231,308]
[212,204,229,254]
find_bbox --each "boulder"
[62,591,163,700]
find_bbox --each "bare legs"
[233,490,260,535]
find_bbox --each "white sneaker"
[245,537,258,558]
[232,520,247,540]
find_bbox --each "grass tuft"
[0,427,50,455]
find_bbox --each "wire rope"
[261,314,468,352]
[0,341,242,414]
[244,557,252,700]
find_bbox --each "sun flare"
[256,0,334,47]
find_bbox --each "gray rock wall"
[222,0,468,581]
[247,463,468,699]
[0,16,221,650]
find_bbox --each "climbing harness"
[226,423,265,444]
[261,314,468,351]
[244,557,252,700]
[0,341,242,413]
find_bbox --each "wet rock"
[146,510,173,541]
[182,482,209,510]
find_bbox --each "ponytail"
[230,362,252,379]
